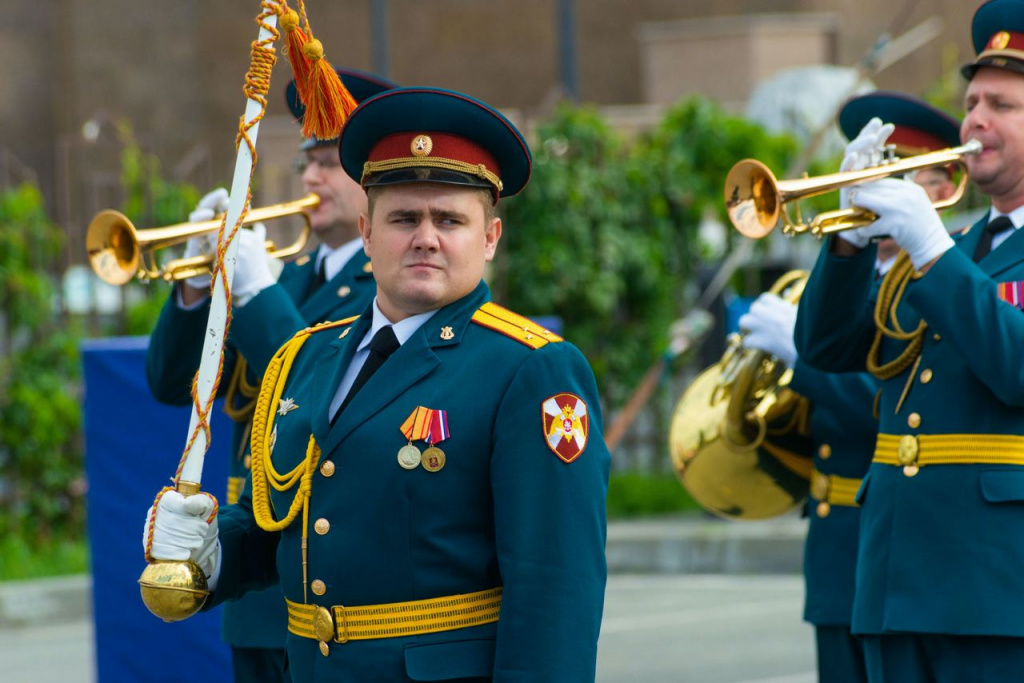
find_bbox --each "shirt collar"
[358,298,438,351]
[316,237,364,281]
[988,205,1024,230]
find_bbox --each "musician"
[794,0,1024,679]
[742,93,962,683]
[143,87,610,682]
[146,69,395,682]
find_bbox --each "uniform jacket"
[212,281,610,682]
[794,215,1024,636]
[147,248,374,649]
[789,361,877,627]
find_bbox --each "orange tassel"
[280,10,312,105]
[300,39,358,140]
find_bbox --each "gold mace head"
[138,560,210,622]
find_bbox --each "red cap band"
[367,132,502,179]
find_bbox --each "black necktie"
[974,215,1015,262]
[332,326,400,423]
[312,258,327,291]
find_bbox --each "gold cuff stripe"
[811,469,861,507]
[874,433,1024,467]
[362,157,503,192]
[471,302,563,349]
[226,476,246,505]
[286,587,502,642]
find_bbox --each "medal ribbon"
[429,410,450,445]
[400,406,433,442]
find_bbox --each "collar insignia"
[278,398,300,416]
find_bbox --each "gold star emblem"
[992,31,1011,50]
[411,134,433,157]
[440,326,455,341]
[278,398,300,416]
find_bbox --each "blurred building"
[0,0,974,268]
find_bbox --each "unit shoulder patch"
[542,393,588,463]
[471,302,563,349]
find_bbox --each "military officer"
[794,1,1024,679]
[144,86,610,682]
[742,90,961,681]
[146,69,395,682]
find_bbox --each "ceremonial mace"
[137,7,282,622]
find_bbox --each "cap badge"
[992,31,1011,50]
[411,134,433,157]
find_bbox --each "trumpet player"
[146,69,395,683]
[794,1,1024,680]
[743,92,961,683]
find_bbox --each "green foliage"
[0,535,89,581]
[0,184,85,545]
[498,97,799,405]
[606,472,703,519]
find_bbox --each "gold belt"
[286,587,502,646]
[810,469,861,508]
[874,433,1024,476]
[227,476,246,505]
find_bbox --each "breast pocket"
[404,637,495,681]
[980,469,1024,504]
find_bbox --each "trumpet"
[724,139,982,240]
[86,193,320,285]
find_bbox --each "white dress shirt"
[328,299,438,421]
[988,205,1024,253]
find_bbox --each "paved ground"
[1,574,814,683]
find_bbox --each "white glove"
[144,490,221,588]
[837,118,895,249]
[848,178,953,270]
[232,222,277,304]
[739,293,798,368]
[183,188,230,290]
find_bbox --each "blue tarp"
[82,336,232,682]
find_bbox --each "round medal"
[397,443,422,470]
[422,446,446,473]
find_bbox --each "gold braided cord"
[866,252,928,381]
[362,157,503,192]
[224,357,260,422]
[173,1,290,485]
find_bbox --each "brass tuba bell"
[668,270,814,520]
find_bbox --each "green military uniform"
[212,281,610,681]
[789,362,876,683]
[148,67,394,681]
[147,250,374,650]
[207,85,610,681]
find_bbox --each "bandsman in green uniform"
[740,92,962,683]
[144,86,610,681]
[146,69,395,682]
[794,1,1024,679]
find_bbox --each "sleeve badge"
[542,393,589,463]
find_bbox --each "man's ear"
[484,217,502,262]
[359,212,372,257]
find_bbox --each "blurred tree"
[0,183,84,543]
[497,97,798,408]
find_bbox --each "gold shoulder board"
[471,302,563,350]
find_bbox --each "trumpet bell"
[87,210,141,286]
[724,159,780,240]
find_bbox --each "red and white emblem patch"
[542,393,589,463]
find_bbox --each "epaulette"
[471,302,563,350]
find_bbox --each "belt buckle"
[811,472,830,502]
[313,606,335,643]
[335,605,349,644]
[898,434,920,477]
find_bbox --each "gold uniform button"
[933,333,941,342]
[319,641,330,657]
[908,413,922,429]
[816,501,831,518]
[314,518,331,535]
[243,454,251,470]
[920,369,933,384]
[336,285,351,298]
[320,460,335,477]
[312,579,327,596]
[818,444,832,459]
